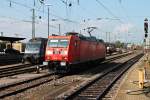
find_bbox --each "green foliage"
[115,41,125,48]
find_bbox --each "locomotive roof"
[65,32,94,41]
[29,37,47,42]
[65,32,79,36]
[49,32,104,43]
[97,39,104,43]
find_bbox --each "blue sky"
[0,0,150,44]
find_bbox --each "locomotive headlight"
[64,50,68,55]
[46,50,53,55]
[61,50,68,55]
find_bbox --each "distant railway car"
[12,42,25,53]
[44,32,106,72]
[22,38,47,64]
[0,41,6,52]
[106,43,116,55]
[6,42,25,53]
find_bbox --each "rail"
[63,53,143,100]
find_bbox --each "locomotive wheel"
[24,60,30,64]
[55,65,71,74]
[65,65,71,73]
[47,63,54,72]
[101,57,106,61]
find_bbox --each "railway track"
[63,53,143,100]
[0,52,136,99]
[0,52,131,78]
[0,64,47,78]
[105,52,132,62]
[0,64,30,72]
[0,73,64,99]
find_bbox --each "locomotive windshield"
[25,42,41,53]
[47,39,69,47]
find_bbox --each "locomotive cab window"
[47,39,69,48]
[25,42,41,51]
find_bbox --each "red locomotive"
[44,32,106,72]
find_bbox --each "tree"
[115,41,124,48]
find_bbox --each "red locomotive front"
[45,37,69,61]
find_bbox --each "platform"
[115,55,150,100]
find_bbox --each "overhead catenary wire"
[0,2,57,28]
[59,0,68,5]
[1,0,79,37]
[6,0,32,8]
[118,2,143,36]
[0,14,58,30]
[96,0,118,18]
[95,0,141,35]
[118,2,131,22]
[95,0,124,24]
[5,0,79,24]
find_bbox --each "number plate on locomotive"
[43,62,48,65]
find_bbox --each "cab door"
[74,40,80,62]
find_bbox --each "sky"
[0,0,150,44]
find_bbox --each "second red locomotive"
[44,32,106,72]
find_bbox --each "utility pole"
[58,24,61,35]
[48,6,50,37]
[45,4,52,37]
[32,0,36,39]
[114,33,117,42]
[32,8,35,39]
[106,32,108,42]
[109,32,110,43]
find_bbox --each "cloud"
[0,17,32,38]
[113,23,134,33]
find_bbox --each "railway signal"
[144,18,148,37]
[144,18,149,53]
[143,39,146,43]
[145,33,148,38]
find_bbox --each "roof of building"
[0,36,25,42]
